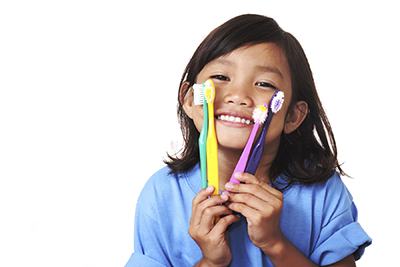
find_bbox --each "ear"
[180,82,194,119]
[284,101,308,134]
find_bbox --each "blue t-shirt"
[125,164,371,266]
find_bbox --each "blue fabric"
[125,165,371,266]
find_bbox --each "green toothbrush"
[193,82,208,189]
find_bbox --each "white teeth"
[217,115,252,125]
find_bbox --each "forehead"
[206,43,290,78]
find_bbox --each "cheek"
[192,106,205,133]
[263,111,286,144]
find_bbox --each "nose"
[222,81,253,107]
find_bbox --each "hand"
[223,172,284,255]
[189,186,240,267]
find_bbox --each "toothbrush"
[204,79,219,196]
[193,82,208,189]
[229,103,268,183]
[244,91,285,175]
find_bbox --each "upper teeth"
[217,115,253,125]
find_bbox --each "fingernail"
[206,185,214,192]
[221,193,228,200]
[225,182,234,190]
[222,190,231,197]
[234,172,242,179]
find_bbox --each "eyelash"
[255,82,277,90]
[211,75,230,81]
[211,75,277,90]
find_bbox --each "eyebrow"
[210,59,234,66]
[210,59,284,78]
[256,65,284,78]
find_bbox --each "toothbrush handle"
[207,104,219,196]
[229,124,260,183]
[245,113,273,175]
[207,128,219,195]
[199,99,208,189]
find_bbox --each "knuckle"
[235,203,244,213]
[276,199,283,209]
[250,185,259,194]
[255,179,264,187]
[188,227,195,238]
[243,193,251,201]
[203,207,213,216]
[254,213,263,224]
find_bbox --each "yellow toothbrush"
[204,79,219,197]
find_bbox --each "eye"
[211,75,230,81]
[255,82,277,90]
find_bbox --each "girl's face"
[185,43,294,152]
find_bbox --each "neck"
[217,139,280,189]
[217,147,241,187]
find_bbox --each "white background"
[1,0,398,266]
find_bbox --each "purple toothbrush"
[229,103,269,183]
[244,91,285,175]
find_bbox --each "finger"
[201,205,233,229]
[192,186,215,208]
[226,201,259,221]
[192,186,217,216]
[230,172,283,198]
[223,190,267,212]
[225,182,270,201]
[191,186,215,225]
[211,213,241,235]
[224,182,282,213]
[191,191,230,226]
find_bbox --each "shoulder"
[281,172,351,202]
[281,173,354,226]
[140,164,200,198]
[314,173,354,222]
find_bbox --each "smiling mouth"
[216,115,254,125]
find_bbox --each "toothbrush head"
[270,91,285,113]
[193,83,204,105]
[204,79,215,104]
[252,103,268,124]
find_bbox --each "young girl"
[125,14,371,267]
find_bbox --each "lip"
[215,110,254,128]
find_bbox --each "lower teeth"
[217,115,252,125]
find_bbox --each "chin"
[217,137,248,150]
[215,128,252,150]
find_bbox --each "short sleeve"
[309,176,372,266]
[125,252,168,267]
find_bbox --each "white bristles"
[193,83,204,105]
[270,91,284,113]
[252,103,268,124]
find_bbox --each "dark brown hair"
[164,14,346,185]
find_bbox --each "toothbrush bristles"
[204,80,214,103]
[270,91,285,113]
[193,84,204,105]
[253,103,268,124]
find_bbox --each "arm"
[224,172,356,267]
